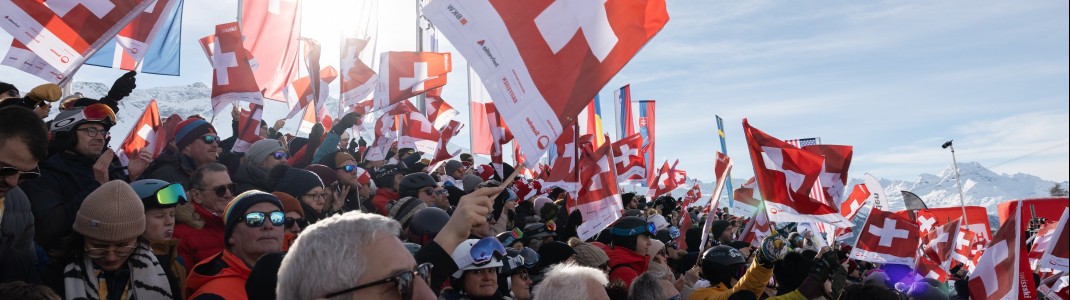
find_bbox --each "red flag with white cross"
[241,0,302,102]
[744,119,851,227]
[0,0,155,77]
[341,37,378,108]
[203,22,264,118]
[968,200,1037,299]
[234,103,264,153]
[422,0,669,169]
[118,99,161,164]
[611,133,646,184]
[375,51,451,110]
[849,207,920,265]
[540,124,580,198]
[575,133,624,241]
[430,120,464,166]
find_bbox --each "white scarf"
[64,242,173,300]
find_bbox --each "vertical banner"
[715,115,734,212]
[614,84,635,140]
[638,100,656,186]
[865,173,890,211]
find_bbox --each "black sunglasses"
[240,211,285,227]
[201,135,220,144]
[196,183,236,197]
[0,166,40,181]
[323,263,432,299]
[336,164,357,173]
[273,151,289,160]
[285,217,308,228]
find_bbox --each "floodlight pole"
[943,140,970,226]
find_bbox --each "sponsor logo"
[4,15,21,27]
[537,135,550,150]
[60,56,69,63]
[131,47,139,54]
[447,4,467,25]
[476,40,500,67]
[501,77,518,104]
[221,26,237,33]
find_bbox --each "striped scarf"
[64,242,173,299]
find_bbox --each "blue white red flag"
[86,0,184,75]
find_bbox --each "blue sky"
[3,0,1067,183]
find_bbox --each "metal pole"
[415,0,426,113]
[947,143,971,226]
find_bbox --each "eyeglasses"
[322,263,432,299]
[76,127,109,138]
[273,151,289,160]
[0,166,40,181]
[336,164,357,173]
[196,183,236,197]
[143,183,188,206]
[85,244,137,259]
[434,189,448,196]
[420,188,435,196]
[200,135,219,144]
[303,192,328,200]
[240,211,285,227]
[285,217,308,228]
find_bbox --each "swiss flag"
[801,144,853,207]
[834,184,871,241]
[895,206,993,241]
[423,0,669,168]
[425,88,460,131]
[365,110,399,161]
[676,182,701,251]
[398,104,442,154]
[645,160,679,199]
[1037,208,1069,272]
[741,202,773,248]
[969,201,1037,299]
[849,207,920,265]
[541,124,580,200]
[375,51,451,110]
[672,169,688,186]
[744,119,850,227]
[296,66,340,134]
[952,228,981,272]
[0,0,155,75]
[234,103,264,153]
[118,99,161,164]
[611,133,645,184]
[430,120,464,166]
[340,37,378,108]
[1028,218,1059,271]
[917,219,961,280]
[241,0,301,102]
[730,177,761,218]
[699,152,734,251]
[202,22,264,118]
[108,0,182,66]
[575,133,624,241]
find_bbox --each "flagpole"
[942,140,971,227]
[467,65,474,155]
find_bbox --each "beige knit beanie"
[73,180,146,242]
[568,238,609,268]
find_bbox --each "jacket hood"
[185,250,251,298]
[597,242,649,270]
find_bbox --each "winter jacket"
[232,163,273,194]
[688,260,773,300]
[174,201,226,272]
[20,152,127,256]
[141,148,199,187]
[596,243,650,289]
[0,187,40,283]
[150,239,187,300]
[186,249,252,300]
[372,188,400,216]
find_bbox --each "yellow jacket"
[689,260,773,300]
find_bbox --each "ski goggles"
[611,222,657,237]
[143,183,188,206]
[240,211,286,227]
[469,237,508,266]
[516,247,539,269]
[502,227,524,245]
[50,103,116,132]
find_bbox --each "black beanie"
[245,252,285,300]
[710,220,731,241]
[224,191,283,247]
[537,241,575,268]
[275,168,323,199]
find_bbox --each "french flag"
[86,0,184,76]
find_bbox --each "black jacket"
[0,187,40,283]
[141,147,199,187]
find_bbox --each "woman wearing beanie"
[271,166,327,225]
[233,139,288,194]
[132,179,190,299]
[44,180,174,299]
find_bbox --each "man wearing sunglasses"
[175,163,234,270]
[0,106,49,283]
[234,139,289,194]
[21,102,138,259]
[142,118,219,187]
[187,191,285,300]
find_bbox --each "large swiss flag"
[611,133,645,184]
[423,0,669,168]
[241,0,301,102]
[969,201,1037,299]
[202,22,264,118]
[849,207,920,265]
[375,52,451,110]
[0,0,155,78]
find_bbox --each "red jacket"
[186,249,251,300]
[174,202,225,272]
[596,242,650,289]
[372,189,399,216]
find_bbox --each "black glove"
[357,137,368,147]
[349,139,358,153]
[331,112,361,135]
[104,71,137,101]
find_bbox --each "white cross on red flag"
[699,152,734,252]
[645,159,679,199]
[375,51,451,111]
[202,22,264,119]
[675,181,701,251]
[234,103,264,153]
[834,184,871,242]
[118,99,161,164]
[743,119,851,227]
[801,144,853,207]
[741,202,773,248]
[241,0,301,102]
[969,200,1037,299]
[952,228,981,272]
[916,219,961,281]
[731,177,761,218]
[540,124,579,198]
[424,88,459,131]
[0,0,155,78]
[611,133,646,184]
[429,120,464,166]
[423,0,669,169]
[1037,208,1070,272]
[340,37,378,109]
[575,133,624,241]
[849,207,920,265]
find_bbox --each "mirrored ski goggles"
[470,237,508,266]
[144,183,188,206]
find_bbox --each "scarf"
[64,242,173,300]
